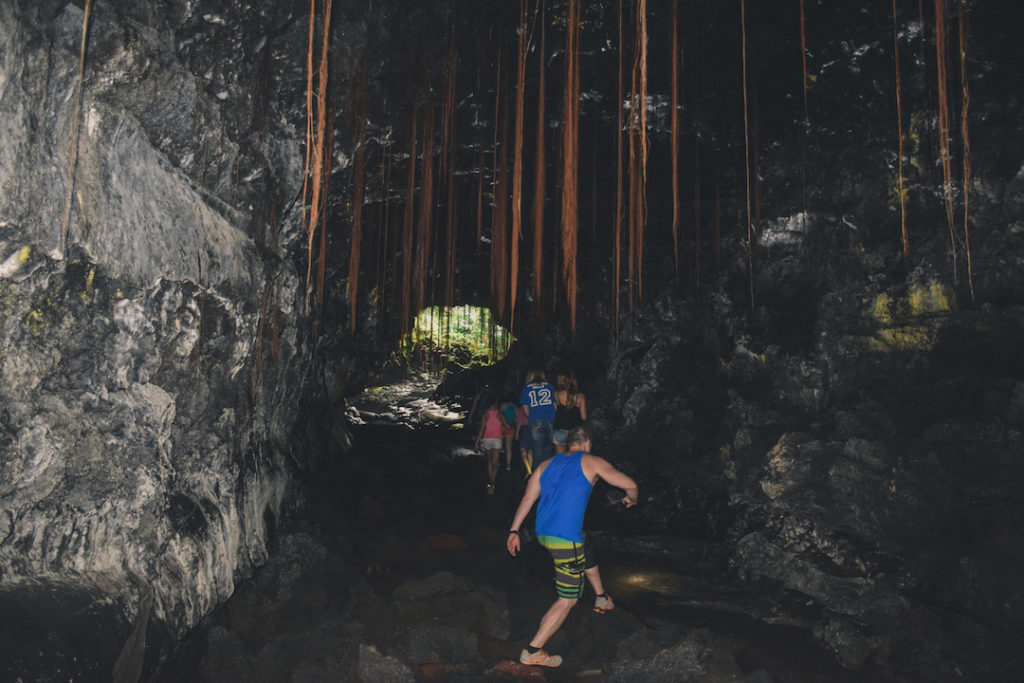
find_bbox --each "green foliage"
[400,305,512,371]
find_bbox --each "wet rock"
[814,616,883,669]
[840,438,889,473]
[357,644,415,683]
[391,573,511,645]
[406,625,477,665]
[198,627,251,682]
[224,532,341,644]
[392,570,457,602]
[242,623,359,683]
[954,534,1024,627]
[1006,381,1024,422]
[607,638,709,682]
[759,433,815,500]
[616,627,662,661]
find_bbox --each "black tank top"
[553,401,583,430]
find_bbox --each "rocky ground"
[150,373,906,682]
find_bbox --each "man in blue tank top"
[505,426,639,668]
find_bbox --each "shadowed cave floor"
[154,374,908,682]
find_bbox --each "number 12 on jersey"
[528,387,552,407]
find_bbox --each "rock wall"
[0,1,343,675]
[3,0,1023,679]
[582,5,1024,677]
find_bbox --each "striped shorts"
[537,534,598,599]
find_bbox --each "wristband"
[508,529,519,535]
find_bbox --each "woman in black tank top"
[553,374,587,454]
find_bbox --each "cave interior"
[1,0,1023,680]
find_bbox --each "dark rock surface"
[574,232,1024,678]
[0,1,332,674]
[2,0,1024,680]
[563,232,1024,678]
[151,379,894,682]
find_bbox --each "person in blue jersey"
[519,368,556,467]
[505,426,639,668]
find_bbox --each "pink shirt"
[516,405,529,427]
[483,409,504,439]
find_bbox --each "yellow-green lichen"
[907,111,928,177]
[23,296,56,339]
[80,264,96,304]
[26,309,46,338]
[888,182,921,209]
[870,282,953,351]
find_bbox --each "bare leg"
[529,597,578,649]
[487,449,499,484]
[521,448,533,474]
[584,565,604,595]
[504,436,513,468]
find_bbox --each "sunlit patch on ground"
[350,371,464,429]
[609,566,694,599]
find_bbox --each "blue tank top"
[536,452,593,543]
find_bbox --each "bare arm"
[474,414,486,449]
[466,393,481,425]
[507,463,547,555]
[585,455,638,507]
[577,394,587,421]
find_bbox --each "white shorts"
[480,438,502,450]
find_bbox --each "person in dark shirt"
[552,373,587,454]
[465,381,491,432]
[499,396,518,471]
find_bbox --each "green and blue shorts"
[537,534,598,599]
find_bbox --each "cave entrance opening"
[352,304,513,430]
[399,304,513,379]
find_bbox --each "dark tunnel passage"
[2,0,1024,680]
[150,370,899,682]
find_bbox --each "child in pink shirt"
[474,394,508,494]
